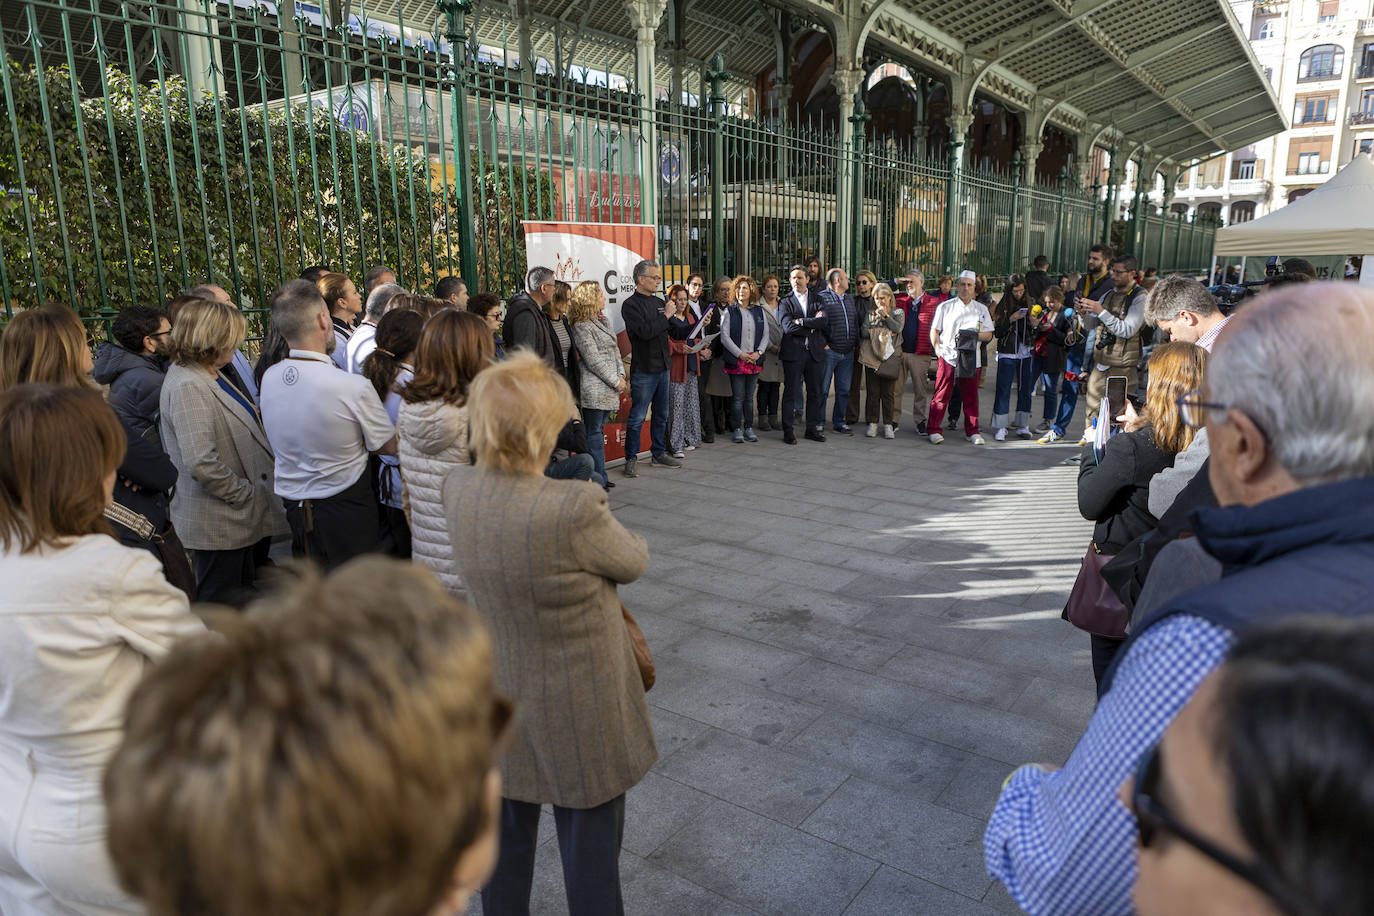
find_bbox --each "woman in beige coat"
[442,352,655,916]
[0,384,204,916]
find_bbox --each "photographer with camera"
[1079,255,1149,445]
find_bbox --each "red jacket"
[895,291,946,356]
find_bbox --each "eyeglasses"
[1132,743,1300,915]
[150,329,172,338]
[1175,388,1268,441]
[1110,268,1132,276]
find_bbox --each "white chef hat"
[957,270,976,281]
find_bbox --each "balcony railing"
[1297,69,1342,83]
[1359,63,1374,79]
[1287,163,1332,175]
[1352,111,1374,125]
[1227,178,1273,195]
[1296,114,1337,125]
[1360,17,1374,34]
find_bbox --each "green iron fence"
[0,0,1216,339]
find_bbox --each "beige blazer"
[160,362,288,551]
[442,467,656,809]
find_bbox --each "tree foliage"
[0,62,555,317]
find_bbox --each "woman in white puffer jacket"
[397,310,493,595]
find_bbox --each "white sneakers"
[967,433,986,445]
[1038,429,1064,444]
[866,423,878,438]
[929,432,945,444]
[882,424,894,439]
[1016,427,1033,439]
[994,427,1008,441]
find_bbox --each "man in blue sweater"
[984,282,1374,915]
[817,267,860,435]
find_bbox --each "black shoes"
[916,420,928,436]
[804,429,827,442]
[833,424,854,436]
[783,431,797,444]
[623,459,638,478]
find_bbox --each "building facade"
[1171,0,1374,223]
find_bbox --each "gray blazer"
[159,362,288,551]
[572,317,625,411]
[442,467,656,808]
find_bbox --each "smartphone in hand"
[1106,375,1128,428]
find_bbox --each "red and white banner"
[523,221,656,462]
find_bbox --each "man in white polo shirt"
[926,270,994,445]
[260,279,397,569]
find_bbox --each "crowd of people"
[0,245,1370,916]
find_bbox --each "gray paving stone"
[649,660,826,747]
[785,712,969,802]
[756,614,905,673]
[621,852,760,915]
[656,727,851,826]
[1007,674,1098,736]
[624,771,718,858]
[877,644,1035,710]
[767,657,925,731]
[648,704,713,764]
[899,685,1081,766]
[842,866,1005,916]
[648,800,880,916]
[656,629,810,685]
[801,777,993,899]
[933,752,1023,821]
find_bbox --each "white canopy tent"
[1213,154,1374,286]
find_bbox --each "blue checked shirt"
[984,614,1234,915]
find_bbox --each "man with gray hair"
[985,283,1374,916]
[1144,274,1231,352]
[503,266,557,358]
[346,281,407,373]
[620,259,686,477]
[259,280,397,569]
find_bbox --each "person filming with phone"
[1067,342,1208,692]
[1079,255,1149,445]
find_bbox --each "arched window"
[1229,201,1257,223]
[1299,44,1344,81]
[1170,202,1190,216]
[1258,20,1275,39]
[1196,202,1223,223]
[1288,188,1314,204]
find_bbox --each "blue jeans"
[1030,355,1059,422]
[546,453,601,485]
[819,348,854,428]
[626,370,670,459]
[1053,344,1086,436]
[992,355,1034,429]
[581,407,609,482]
[728,372,759,430]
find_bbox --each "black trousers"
[757,379,781,419]
[1091,633,1127,696]
[283,470,382,572]
[844,350,865,425]
[803,357,826,432]
[781,359,804,434]
[696,362,713,435]
[189,546,257,608]
[481,794,626,916]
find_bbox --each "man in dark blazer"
[778,264,830,443]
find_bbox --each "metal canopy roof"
[397,0,1286,168]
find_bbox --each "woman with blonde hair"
[442,351,654,916]
[0,383,204,915]
[1071,340,1209,692]
[860,282,905,438]
[160,297,287,606]
[317,271,363,369]
[397,309,493,595]
[568,280,626,488]
[720,274,769,443]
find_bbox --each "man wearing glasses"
[1078,254,1148,444]
[984,283,1374,916]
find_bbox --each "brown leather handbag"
[620,602,655,691]
[1064,543,1129,638]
